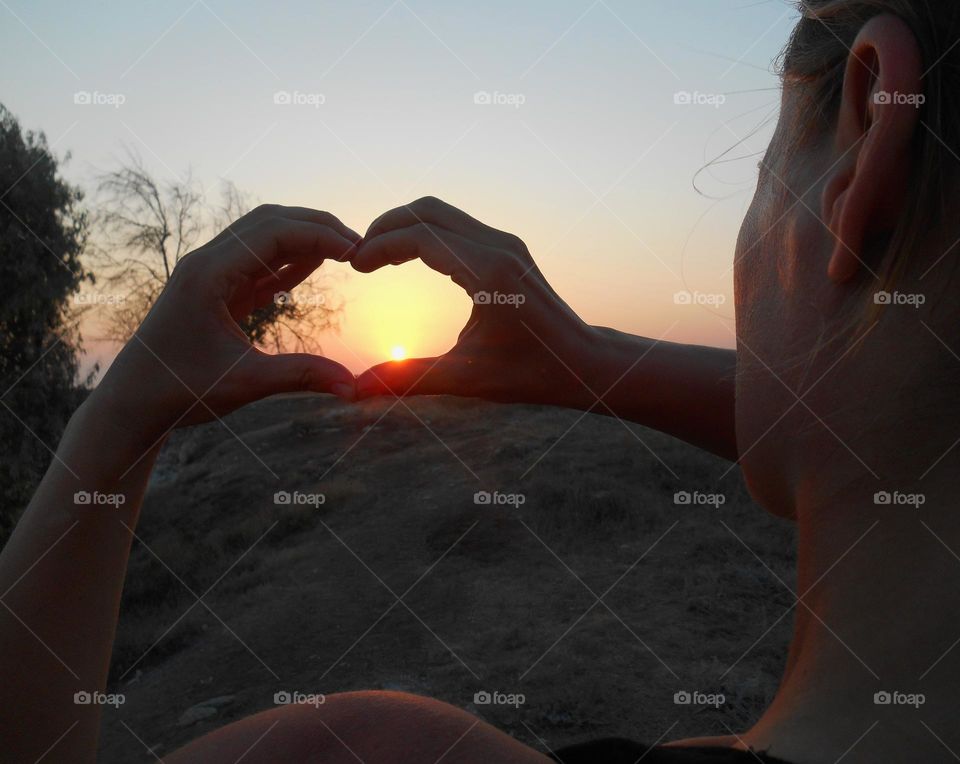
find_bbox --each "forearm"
[571,326,738,462]
[0,393,163,762]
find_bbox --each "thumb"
[355,356,450,400]
[247,350,356,401]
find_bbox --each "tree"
[90,151,342,352]
[0,105,91,542]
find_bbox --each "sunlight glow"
[390,345,407,361]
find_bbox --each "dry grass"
[99,395,796,761]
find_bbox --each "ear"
[822,14,923,283]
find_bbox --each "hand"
[352,197,599,407]
[89,205,360,447]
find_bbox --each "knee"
[169,690,486,764]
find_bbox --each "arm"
[0,205,360,763]
[351,197,738,461]
[575,327,736,461]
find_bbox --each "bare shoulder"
[166,690,553,764]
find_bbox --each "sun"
[390,345,407,361]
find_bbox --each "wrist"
[574,325,633,403]
[68,385,171,467]
[532,324,624,410]
[569,325,668,413]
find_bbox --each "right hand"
[352,197,600,407]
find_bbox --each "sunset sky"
[1,1,797,375]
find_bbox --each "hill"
[98,395,796,761]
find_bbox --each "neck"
[744,467,960,763]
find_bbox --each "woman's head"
[734,1,960,516]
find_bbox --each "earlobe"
[823,169,860,283]
[821,14,923,285]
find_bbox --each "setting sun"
[390,345,407,361]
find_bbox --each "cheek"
[735,164,814,337]
[734,182,777,332]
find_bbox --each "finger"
[244,349,356,401]
[355,357,451,400]
[352,224,514,294]
[272,206,362,245]
[211,205,361,250]
[365,196,522,251]
[250,261,327,310]
[220,219,358,278]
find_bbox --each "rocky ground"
[97,394,796,761]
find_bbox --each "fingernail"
[331,382,354,401]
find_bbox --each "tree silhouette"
[90,150,342,352]
[0,105,91,543]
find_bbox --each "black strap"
[549,737,794,763]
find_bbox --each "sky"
[0,0,799,375]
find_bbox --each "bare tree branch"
[87,150,342,352]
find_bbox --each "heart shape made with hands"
[111,197,589,437]
[95,197,570,442]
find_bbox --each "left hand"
[90,204,360,449]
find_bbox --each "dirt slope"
[97,394,796,761]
